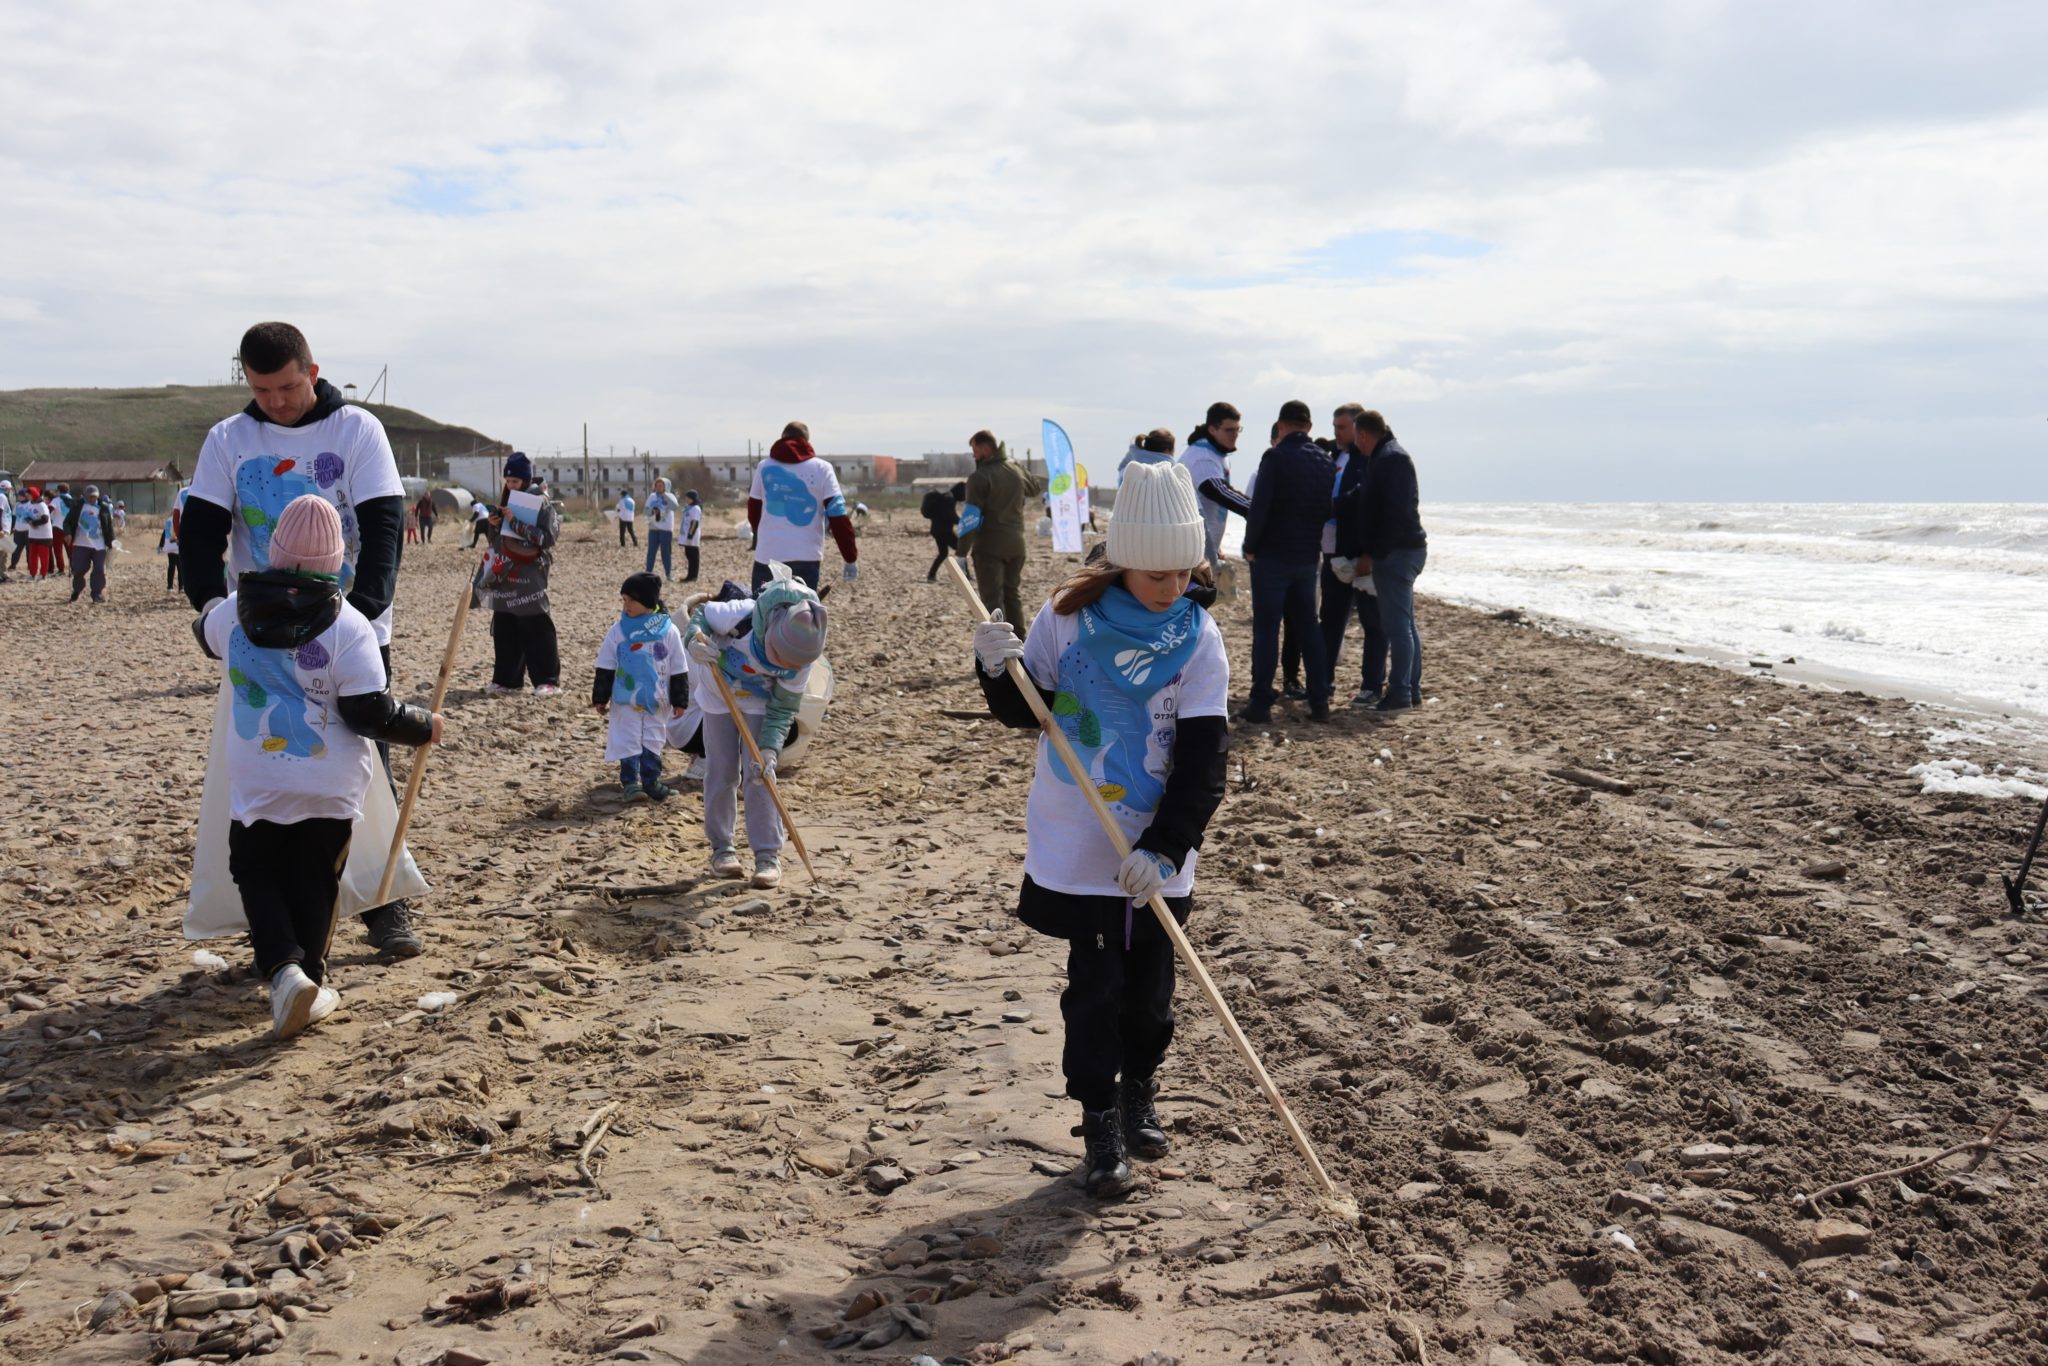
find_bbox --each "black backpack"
[920,489,949,520]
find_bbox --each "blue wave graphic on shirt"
[760,465,819,528]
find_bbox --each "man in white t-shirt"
[746,421,858,591]
[615,490,637,548]
[182,321,423,958]
[644,478,678,579]
[680,489,704,582]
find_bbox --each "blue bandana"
[1048,585,1206,815]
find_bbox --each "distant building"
[17,459,183,515]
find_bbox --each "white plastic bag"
[185,685,429,939]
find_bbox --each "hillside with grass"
[0,385,505,480]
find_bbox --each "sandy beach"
[1,516,2043,1365]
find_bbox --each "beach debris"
[191,949,229,971]
[1796,1110,2015,1214]
[417,990,459,1012]
[1800,860,1850,880]
[1548,766,1637,796]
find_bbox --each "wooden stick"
[1796,1109,2015,1212]
[707,666,817,884]
[374,567,474,905]
[576,1099,622,1190]
[943,557,1353,1216]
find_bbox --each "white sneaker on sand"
[711,848,745,878]
[484,682,515,696]
[683,757,707,782]
[751,855,782,889]
[271,964,318,1040]
[308,986,341,1025]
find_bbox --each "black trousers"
[491,611,560,688]
[1318,558,1387,696]
[1020,880,1184,1112]
[8,531,25,569]
[683,544,700,580]
[926,529,957,580]
[229,818,352,985]
[619,520,637,546]
[165,552,180,589]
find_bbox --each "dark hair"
[1269,421,1281,441]
[969,430,997,451]
[1354,409,1393,441]
[239,322,312,375]
[1192,401,1241,445]
[1277,399,1312,426]
[949,481,967,500]
[1313,437,1337,452]
[782,421,810,441]
[1140,428,1175,455]
[1332,402,1366,424]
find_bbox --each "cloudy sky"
[3,1,2044,499]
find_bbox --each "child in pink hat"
[195,495,448,1041]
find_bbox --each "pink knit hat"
[270,495,345,576]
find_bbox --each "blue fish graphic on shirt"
[226,631,327,758]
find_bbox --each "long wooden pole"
[707,667,817,884]
[944,556,1353,1217]
[373,566,474,905]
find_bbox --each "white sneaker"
[751,855,782,889]
[683,757,707,782]
[271,964,318,1040]
[711,848,745,879]
[532,684,561,698]
[484,682,515,696]
[308,986,341,1026]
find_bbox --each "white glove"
[685,628,722,665]
[974,610,1024,677]
[744,750,778,785]
[1117,849,1176,902]
[1329,557,1356,586]
[842,562,859,582]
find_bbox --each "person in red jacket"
[746,421,857,592]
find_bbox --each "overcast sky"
[3,1,2044,499]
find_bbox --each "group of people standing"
[2,480,126,600]
[618,479,703,581]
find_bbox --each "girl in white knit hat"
[969,459,1230,1199]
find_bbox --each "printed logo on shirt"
[759,465,821,527]
[227,632,330,758]
[234,454,358,590]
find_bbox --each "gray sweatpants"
[701,709,782,856]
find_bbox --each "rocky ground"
[0,515,2044,1366]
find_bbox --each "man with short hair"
[1337,410,1428,713]
[63,485,113,602]
[958,430,1038,633]
[183,321,424,957]
[644,477,677,579]
[616,489,637,547]
[747,421,858,591]
[1320,403,1388,706]
[1180,402,1249,569]
[1240,401,1335,723]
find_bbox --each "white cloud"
[1,0,2045,497]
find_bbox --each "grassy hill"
[0,385,505,481]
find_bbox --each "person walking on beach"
[593,572,687,801]
[112,500,128,541]
[182,321,421,959]
[616,489,637,547]
[1241,400,1334,723]
[7,483,31,576]
[0,481,12,583]
[1319,404,1388,707]
[923,480,965,583]
[682,562,829,889]
[968,460,1230,1198]
[21,490,54,580]
[161,485,189,593]
[747,422,858,591]
[1337,410,1428,712]
[414,490,437,544]
[48,484,71,574]
[644,477,677,579]
[63,485,112,603]
[194,495,443,1040]
[1181,403,1249,570]
[467,496,490,548]
[476,453,563,697]
[959,430,1038,633]
[681,489,704,582]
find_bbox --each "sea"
[1228,502,2048,797]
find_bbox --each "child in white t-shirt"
[969,460,1229,1200]
[195,496,444,1041]
[592,572,687,801]
[681,562,828,889]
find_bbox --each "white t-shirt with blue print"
[748,457,847,565]
[1017,599,1229,899]
[189,404,407,644]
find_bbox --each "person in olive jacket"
[957,430,1040,634]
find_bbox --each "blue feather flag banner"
[1043,419,1083,554]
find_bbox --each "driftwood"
[1796,1109,2015,1212]
[1548,767,1636,796]
[576,1100,622,1191]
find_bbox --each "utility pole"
[583,423,593,514]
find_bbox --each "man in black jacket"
[182,322,423,957]
[1320,404,1388,706]
[1335,410,1427,712]
[1240,400,1335,722]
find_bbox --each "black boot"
[1119,1076,1169,1160]
[362,901,423,958]
[1076,1108,1134,1198]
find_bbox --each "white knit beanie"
[1105,460,1205,571]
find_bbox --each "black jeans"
[752,558,820,591]
[7,531,25,569]
[228,818,353,985]
[684,544,700,581]
[1063,931,1178,1112]
[1319,558,1387,697]
[619,520,637,546]
[926,529,957,580]
[491,611,560,688]
[165,552,180,590]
